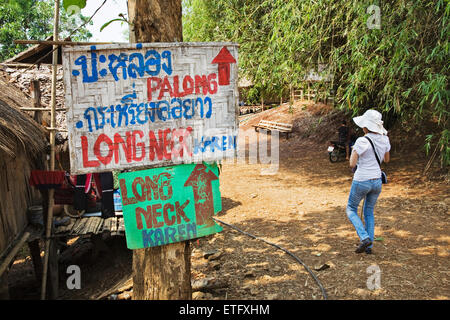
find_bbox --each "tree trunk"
[132,241,191,299]
[127,0,191,300]
[128,0,183,43]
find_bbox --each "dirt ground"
[190,104,449,300]
[6,102,449,300]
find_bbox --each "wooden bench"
[252,120,293,139]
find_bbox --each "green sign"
[118,162,223,249]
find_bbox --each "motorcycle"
[327,141,348,163]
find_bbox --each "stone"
[314,264,330,271]
[207,251,223,261]
[192,277,228,291]
[203,249,219,259]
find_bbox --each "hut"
[0,69,47,299]
[290,63,335,105]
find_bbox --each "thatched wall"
[0,154,40,256]
[0,71,47,257]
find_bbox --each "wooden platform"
[252,120,293,138]
[54,216,125,237]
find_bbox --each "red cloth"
[29,170,65,189]
[85,173,92,193]
[54,174,75,205]
[73,174,102,195]
[54,189,73,205]
[93,173,102,195]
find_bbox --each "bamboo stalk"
[45,127,67,132]
[0,232,31,278]
[0,62,34,68]
[40,0,59,301]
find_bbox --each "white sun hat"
[353,109,387,135]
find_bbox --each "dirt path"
[191,120,450,300]
[6,106,449,300]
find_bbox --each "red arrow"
[211,46,236,86]
[184,163,219,227]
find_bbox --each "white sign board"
[63,42,239,174]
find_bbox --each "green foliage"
[183,0,449,167]
[0,0,92,62]
[246,87,260,105]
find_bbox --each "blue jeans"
[346,179,382,247]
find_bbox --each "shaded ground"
[194,151,449,300]
[5,102,449,300]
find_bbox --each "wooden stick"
[30,80,42,124]
[14,40,125,46]
[20,108,66,111]
[423,143,439,175]
[0,232,31,278]
[41,0,60,300]
[0,62,34,68]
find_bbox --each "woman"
[347,109,390,254]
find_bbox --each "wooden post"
[27,239,43,283]
[0,272,8,300]
[47,238,59,299]
[41,0,59,300]
[133,242,191,299]
[128,0,192,300]
[307,82,310,101]
[30,80,42,124]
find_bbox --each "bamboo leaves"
[183,0,449,166]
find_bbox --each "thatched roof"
[0,70,47,159]
[3,35,66,65]
[0,64,66,130]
